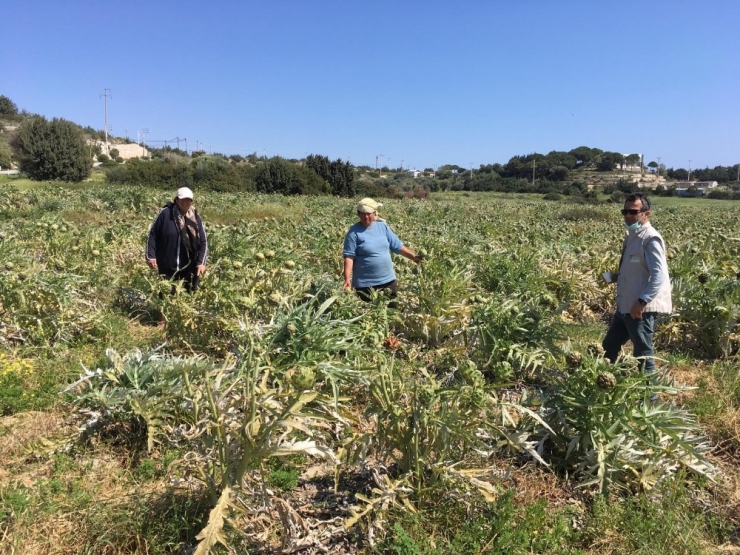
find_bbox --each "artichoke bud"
[565,351,583,368]
[418,386,435,406]
[292,367,315,390]
[596,371,617,390]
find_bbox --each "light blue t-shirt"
[343,221,403,288]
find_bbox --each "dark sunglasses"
[621,208,646,216]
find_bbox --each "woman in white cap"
[342,197,422,308]
[146,187,208,292]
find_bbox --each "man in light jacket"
[602,192,672,373]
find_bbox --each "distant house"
[407,169,422,178]
[673,180,718,197]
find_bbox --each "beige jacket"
[616,223,672,314]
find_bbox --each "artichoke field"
[2,184,739,552]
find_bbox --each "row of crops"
[1,184,739,552]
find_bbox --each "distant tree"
[501,155,531,179]
[98,153,110,162]
[0,95,19,117]
[305,154,356,196]
[666,167,687,180]
[109,148,119,159]
[10,116,91,181]
[255,157,329,195]
[596,152,623,172]
[616,178,637,193]
[569,146,603,167]
[625,154,641,168]
[477,164,499,175]
[548,165,570,182]
[0,148,12,169]
[647,161,658,169]
[545,150,577,170]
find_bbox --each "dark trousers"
[602,312,657,373]
[160,266,199,293]
[355,280,398,309]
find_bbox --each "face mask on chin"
[624,221,642,232]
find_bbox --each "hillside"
[575,168,667,190]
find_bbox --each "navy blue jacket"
[146,202,208,274]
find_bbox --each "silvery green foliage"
[524,356,717,495]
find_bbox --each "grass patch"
[375,489,582,555]
[686,359,740,454]
[581,478,731,554]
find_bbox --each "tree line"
[3,93,740,197]
[106,152,358,197]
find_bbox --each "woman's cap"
[357,198,382,213]
[176,187,194,200]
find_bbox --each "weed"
[375,489,581,555]
[581,478,731,554]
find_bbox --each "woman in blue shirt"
[342,198,422,307]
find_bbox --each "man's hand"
[629,301,646,320]
[342,278,352,290]
[196,264,206,277]
[146,258,157,269]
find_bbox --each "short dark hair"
[625,192,651,211]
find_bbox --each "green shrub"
[10,116,92,181]
[543,192,563,201]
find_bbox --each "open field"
[1,184,740,554]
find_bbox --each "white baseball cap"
[176,187,194,200]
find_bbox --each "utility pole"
[377,154,383,176]
[123,128,129,140]
[184,138,188,154]
[141,128,149,154]
[400,159,404,170]
[470,162,473,177]
[532,159,536,186]
[688,160,692,182]
[100,89,112,153]
[388,158,392,171]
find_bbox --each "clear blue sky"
[3,1,739,171]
